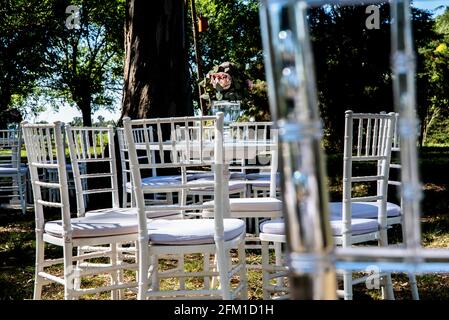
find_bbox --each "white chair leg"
[18,174,26,214]
[218,249,231,299]
[110,244,119,300]
[63,247,75,300]
[73,247,82,299]
[382,273,395,300]
[211,253,218,289]
[343,270,353,300]
[238,240,248,300]
[117,244,125,299]
[204,253,211,289]
[408,273,419,300]
[150,255,159,292]
[33,236,45,300]
[178,254,185,290]
[261,240,270,300]
[138,244,151,300]
[274,241,282,287]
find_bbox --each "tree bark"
[80,103,93,128]
[121,0,193,120]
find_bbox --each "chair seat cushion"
[44,213,138,239]
[147,218,245,245]
[246,172,280,181]
[249,179,281,189]
[204,197,282,213]
[0,164,28,175]
[260,219,285,235]
[85,207,179,219]
[187,179,246,192]
[259,217,379,236]
[330,218,379,236]
[126,175,184,191]
[329,202,401,219]
[190,172,247,181]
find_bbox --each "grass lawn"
[1,147,448,300]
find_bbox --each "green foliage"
[1,0,125,126]
[195,0,263,80]
[40,0,125,125]
[240,80,271,121]
[0,0,64,117]
[308,4,439,151]
[418,7,449,145]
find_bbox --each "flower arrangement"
[199,61,250,109]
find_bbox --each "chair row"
[21,114,283,300]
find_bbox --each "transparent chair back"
[259,0,449,299]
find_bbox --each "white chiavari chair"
[332,111,396,300]
[123,114,248,300]
[0,128,28,214]
[44,123,88,210]
[229,122,280,198]
[173,124,247,205]
[22,121,138,300]
[258,111,398,300]
[201,123,282,274]
[117,127,180,208]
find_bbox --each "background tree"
[121,0,193,120]
[309,4,435,150]
[0,0,64,127]
[193,0,268,118]
[419,7,449,145]
[195,0,263,80]
[42,0,126,127]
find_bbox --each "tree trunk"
[81,104,93,127]
[121,0,193,121]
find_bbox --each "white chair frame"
[22,122,138,300]
[123,114,248,300]
[336,111,396,300]
[0,128,28,214]
[117,127,176,208]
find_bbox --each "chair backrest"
[342,111,396,244]
[117,126,158,179]
[229,122,274,141]
[386,112,403,215]
[229,122,276,167]
[388,112,402,185]
[65,125,119,216]
[21,122,72,236]
[0,128,22,169]
[229,122,278,196]
[123,113,225,236]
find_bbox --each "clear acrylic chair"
[0,128,28,214]
[384,112,419,300]
[123,114,248,300]
[22,121,138,300]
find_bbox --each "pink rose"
[246,79,254,90]
[210,72,232,90]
